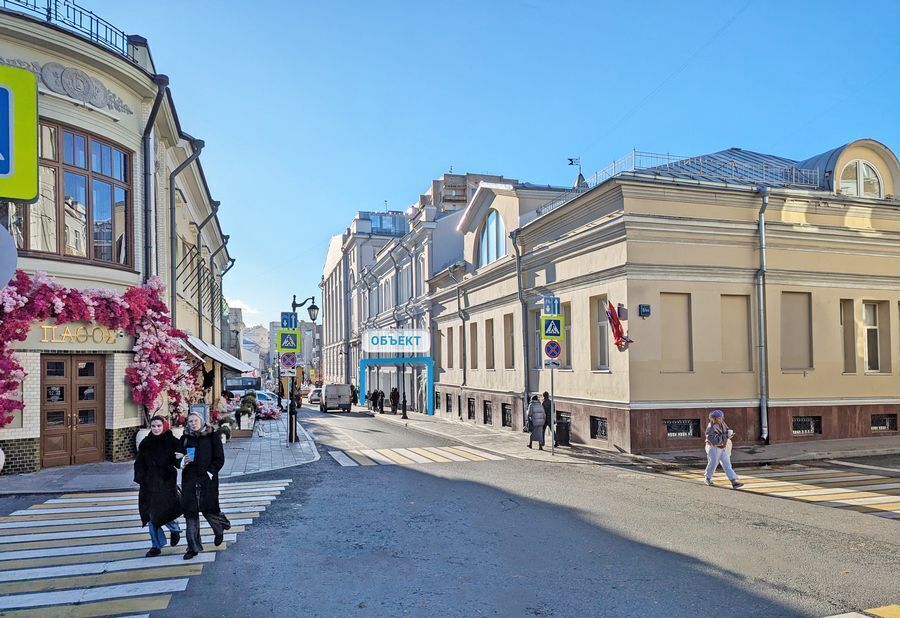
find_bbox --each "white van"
[320,384,352,413]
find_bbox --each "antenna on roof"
[449,165,454,174]
[384,200,388,212]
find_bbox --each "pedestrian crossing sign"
[0,66,38,201]
[541,315,564,339]
[276,329,301,352]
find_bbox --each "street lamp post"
[286,295,318,443]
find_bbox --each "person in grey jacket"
[704,409,743,489]
[527,395,546,450]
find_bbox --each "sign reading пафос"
[362,329,431,354]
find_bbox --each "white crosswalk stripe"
[329,450,359,466]
[0,479,291,614]
[329,445,503,467]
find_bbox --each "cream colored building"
[0,4,243,474]
[430,142,900,453]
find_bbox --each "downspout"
[447,264,467,388]
[141,75,168,282]
[168,139,204,325]
[510,229,530,426]
[389,252,403,394]
[194,201,220,341]
[756,186,770,443]
[208,234,229,345]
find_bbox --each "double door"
[41,355,105,468]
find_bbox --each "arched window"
[478,209,507,268]
[840,160,883,198]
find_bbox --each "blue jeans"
[148,520,181,550]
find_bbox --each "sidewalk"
[364,407,648,466]
[0,416,319,495]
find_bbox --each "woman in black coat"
[179,411,231,560]
[133,416,183,557]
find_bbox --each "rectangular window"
[792,416,822,435]
[781,292,813,370]
[483,400,492,425]
[871,414,897,432]
[435,391,441,410]
[485,319,495,369]
[664,419,701,438]
[721,295,752,372]
[15,122,131,266]
[661,293,693,372]
[447,328,454,369]
[501,403,512,428]
[434,331,442,370]
[562,302,572,369]
[470,323,478,369]
[864,302,879,372]
[467,398,476,420]
[446,394,453,414]
[0,202,24,248]
[503,313,515,369]
[841,299,856,373]
[590,416,608,439]
[591,295,609,370]
[531,309,542,369]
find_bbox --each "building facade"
[0,4,238,473]
[429,142,900,453]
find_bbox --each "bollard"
[401,393,408,420]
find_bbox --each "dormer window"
[840,160,882,198]
[478,209,507,268]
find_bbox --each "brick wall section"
[0,438,40,475]
[105,427,139,462]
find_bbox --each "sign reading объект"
[362,329,431,354]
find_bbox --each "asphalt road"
[2,406,895,617]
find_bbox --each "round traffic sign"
[280,352,297,369]
[544,340,561,359]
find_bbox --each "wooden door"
[40,355,105,468]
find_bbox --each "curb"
[652,446,900,468]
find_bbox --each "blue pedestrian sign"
[543,295,560,315]
[281,312,298,329]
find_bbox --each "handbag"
[526,418,533,432]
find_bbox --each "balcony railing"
[0,0,132,60]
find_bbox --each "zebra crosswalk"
[328,445,503,467]
[667,465,900,520]
[824,603,900,617]
[0,479,289,616]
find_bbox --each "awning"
[178,339,205,362]
[185,335,254,373]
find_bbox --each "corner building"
[429,142,900,453]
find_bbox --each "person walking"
[704,409,744,489]
[526,395,546,450]
[378,390,386,414]
[390,388,400,414]
[541,391,557,447]
[365,390,372,411]
[180,412,231,560]
[133,415,182,557]
[350,384,359,406]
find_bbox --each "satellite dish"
[0,225,17,289]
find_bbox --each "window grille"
[483,401,492,425]
[871,414,898,432]
[501,403,512,428]
[467,398,476,420]
[664,419,700,438]
[590,416,608,439]
[792,416,822,435]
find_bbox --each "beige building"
[0,4,243,474]
[430,142,900,453]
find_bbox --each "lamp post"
[285,295,318,443]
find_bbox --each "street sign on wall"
[276,329,301,352]
[0,66,38,201]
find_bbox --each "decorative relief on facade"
[0,56,133,115]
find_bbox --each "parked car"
[308,388,322,405]
[320,384,352,413]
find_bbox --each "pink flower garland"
[0,270,197,427]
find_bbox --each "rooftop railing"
[537,149,820,216]
[0,0,132,60]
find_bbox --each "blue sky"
[90,0,900,327]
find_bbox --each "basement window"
[467,398,476,420]
[792,416,822,435]
[434,391,441,410]
[501,403,512,428]
[483,401,492,425]
[664,419,700,438]
[590,416,608,440]
[871,414,898,432]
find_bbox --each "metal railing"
[0,0,131,59]
[537,149,820,216]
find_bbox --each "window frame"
[477,209,507,268]
[864,302,880,373]
[7,119,134,270]
[595,297,609,370]
[839,159,884,199]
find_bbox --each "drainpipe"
[447,262,467,388]
[141,75,168,282]
[168,138,204,325]
[756,186,770,443]
[208,234,229,345]
[510,229,530,427]
[389,252,403,395]
[194,201,220,341]
[219,258,236,339]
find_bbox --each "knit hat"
[710,409,725,418]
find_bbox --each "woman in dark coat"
[133,415,182,557]
[179,411,231,560]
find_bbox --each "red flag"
[606,301,634,349]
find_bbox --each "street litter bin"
[555,418,571,446]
